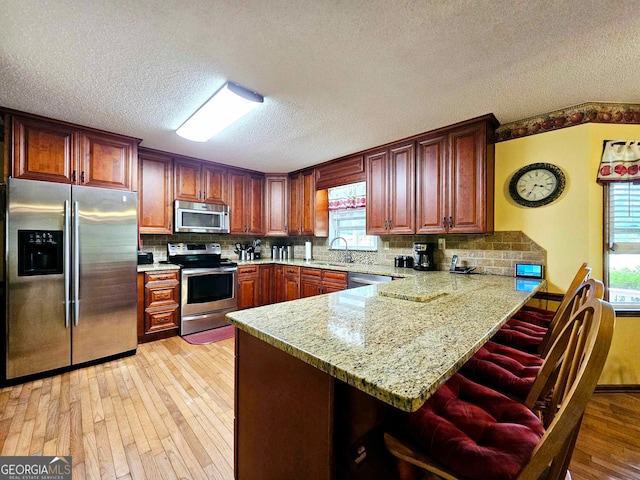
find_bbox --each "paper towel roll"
[305,241,312,261]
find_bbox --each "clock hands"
[525,184,548,198]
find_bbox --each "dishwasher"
[347,272,393,289]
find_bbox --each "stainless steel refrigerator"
[3,178,138,381]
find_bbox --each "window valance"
[328,181,366,211]
[597,140,640,183]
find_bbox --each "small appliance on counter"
[137,251,154,265]
[413,243,436,271]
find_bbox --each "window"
[328,182,377,251]
[606,182,640,309]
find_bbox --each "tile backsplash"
[141,231,545,277]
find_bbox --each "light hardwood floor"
[0,336,638,479]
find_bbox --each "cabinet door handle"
[72,170,77,183]
[384,220,388,230]
[389,219,393,230]
[449,216,453,228]
[443,217,447,229]
[81,171,85,183]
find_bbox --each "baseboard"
[595,384,640,393]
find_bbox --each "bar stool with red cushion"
[492,279,603,357]
[384,298,615,480]
[512,262,591,328]
[459,340,543,401]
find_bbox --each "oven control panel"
[167,242,221,256]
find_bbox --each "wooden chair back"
[518,298,615,479]
[541,263,591,342]
[384,296,615,480]
[538,278,603,357]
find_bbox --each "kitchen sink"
[312,261,348,267]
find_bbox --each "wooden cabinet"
[416,117,496,234]
[300,267,348,298]
[274,265,285,304]
[265,174,289,236]
[10,114,138,190]
[283,266,301,301]
[174,157,227,204]
[300,267,323,298]
[229,169,265,235]
[366,141,415,235]
[315,154,365,190]
[237,265,260,310]
[259,264,274,306]
[137,270,180,343]
[288,169,316,236]
[138,149,173,234]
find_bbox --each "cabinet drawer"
[146,286,178,309]
[301,267,322,279]
[322,270,347,284]
[284,266,300,276]
[146,270,179,283]
[238,265,259,276]
[144,306,179,334]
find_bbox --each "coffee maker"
[413,243,436,271]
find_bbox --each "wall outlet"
[438,238,446,250]
[383,241,390,251]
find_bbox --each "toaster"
[137,251,154,265]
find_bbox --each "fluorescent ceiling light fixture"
[176,82,264,142]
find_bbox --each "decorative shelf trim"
[496,102,640,142]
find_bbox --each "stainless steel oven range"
[167,242,237,335]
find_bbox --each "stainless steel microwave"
[174,200,230,233]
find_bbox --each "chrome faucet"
[329,236,352,263]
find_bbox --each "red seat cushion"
[403,373,544,480]
[460,341,543,400]
[512,306,554,328]
[492,326,543,354]
[505,318,547,337]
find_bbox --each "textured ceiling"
[1,1,639,173]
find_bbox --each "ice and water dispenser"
[18,230,63,276]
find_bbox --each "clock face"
[509,163,565,207]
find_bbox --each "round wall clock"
[508,162,565,208]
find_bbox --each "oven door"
[181,267,238,317]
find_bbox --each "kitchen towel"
[305,241,312,261]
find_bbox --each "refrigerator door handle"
[64,200,71,328]
[73,201,80,326]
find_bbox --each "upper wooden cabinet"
[366,141,415,235]
[9,114,138,191]
[315,154,365,190]
[416,117,496,234]
[265,174,289,236]
[228,169,265,235]
[138,149,173,234]
[288,169,317,236]
[174,157,227,204]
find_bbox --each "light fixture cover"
[176,82,264,142]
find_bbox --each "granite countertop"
[137,262,181,273]
[227,271,545,412]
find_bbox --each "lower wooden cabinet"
[137,270,180,343]
[238,264,348,310]
[259,264,274,306]
[274,265,285,303]
[301,267,348,297]
[283,266,301,302]
[237,265,260,310]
